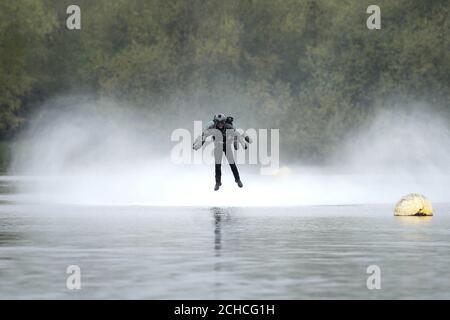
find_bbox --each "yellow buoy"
[394,193,433,216]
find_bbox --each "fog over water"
[9,97,450,207]
[3,97,450,300]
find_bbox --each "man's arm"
[233,129,253,150]
[193,121,215,150]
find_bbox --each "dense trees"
[0,0,56,135]
[0,0,448,165]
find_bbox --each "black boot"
[214,182,222,191]
[236,180,243,188]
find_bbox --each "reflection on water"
[395,216,433,226]
[0,215,26,246]
[394,216,434,242]
[0,179,449,299]
[212,207,223,290]
[212,207,224,255]
[0,232,23,246]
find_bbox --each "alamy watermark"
[366,265,381,290]
[366,5,381,30]
[66,5,81,30]
[64,4,380,32]
[171,121,280,175]
[66,265,81,290]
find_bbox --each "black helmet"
[214,113,226,123]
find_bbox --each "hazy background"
[0,0,449,205]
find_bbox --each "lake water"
[0,177,449,299]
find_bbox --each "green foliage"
[0,0,56,136]
[0,0,448,161]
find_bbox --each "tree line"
[0,0,448,167]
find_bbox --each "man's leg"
[225,146,243,187]
[214,146,223,190]
[215,164,222,183]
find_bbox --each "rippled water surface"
[0,177,449,299]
